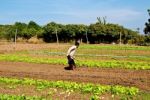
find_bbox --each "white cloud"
[106,9,141,21]
[48,9,142,23]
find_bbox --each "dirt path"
[0,61,149,91]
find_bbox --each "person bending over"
[66,41,80,70]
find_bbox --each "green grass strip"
[80,45,150,50]
[77,60,150,70]
[0,94,45,100]
[0,54,149,70]
[0,77,139,96]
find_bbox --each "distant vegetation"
[144,9,150,35]
[0,11,150,45]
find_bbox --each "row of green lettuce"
[0,77,139,96]
[0,94,45,100]
[0,54,149,70]
[79,45,150,50]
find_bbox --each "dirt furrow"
[0,61,149,91]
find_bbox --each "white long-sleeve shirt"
[67,45,77,59]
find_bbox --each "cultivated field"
[0,43,150,100]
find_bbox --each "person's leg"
[67,56,76,70]
[67,56,71,67]
[69,64,74,70]
[67,56,73,70]
[72,59,76,69]
[69,59,75,70]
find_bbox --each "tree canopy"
[144,9,150,35]
[0,19,148,45]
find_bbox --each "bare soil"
[0,61,149,91]
[0,43,70,52]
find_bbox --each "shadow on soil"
[64,66,73,70]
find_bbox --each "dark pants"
[67,55,75,65]
[67,55,76,69]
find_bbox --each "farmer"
[66,41,80,70]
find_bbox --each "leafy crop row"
[0,77,139,96]
[76,60,150,70]
[0,54,149,70]
[80,45,150,50]
[0,94,45,100]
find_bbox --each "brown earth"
[0,61,149,91]
[0,43,70,52]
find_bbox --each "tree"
[42,22,63,42]
[25,21,43,39]
[14,22,27,38]
[144,9,150,35]
[0,25,10,39]
[97,17,107,25]
[4,22,26,41]
[0,20,140,44]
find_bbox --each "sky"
[0,0,150,33]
